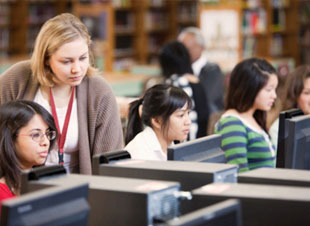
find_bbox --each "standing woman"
[0,13,123,174]
[215,58,278,173]
[0,100,57,203]
[125,84,192,161]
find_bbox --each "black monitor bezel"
[165,199,242,226]
[276,108,303,168]
[1,183,89,226]
[167,134,225,163]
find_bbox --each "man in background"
[178,27,225,115]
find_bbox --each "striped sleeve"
[215,117,249,172]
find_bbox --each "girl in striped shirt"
[215,58,278,173]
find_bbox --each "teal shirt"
[215,115,276,173]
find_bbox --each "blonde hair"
[31,13,97,87]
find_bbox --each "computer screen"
[165,199,242,226]
[285,115,310,169]
[21,165,180,226]
[276,108,303,168]
[1,183,90,226]
[168,134,225,163]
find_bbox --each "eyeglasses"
[17,131,56,143]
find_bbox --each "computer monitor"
[276,108,303,168]
[168,134,225,163]
[21,165,180,226]
[188,183,310,226]
[1,183,89,226]
[93,153,238,191]
[165,199,242,226]
[285,115,310,169]
[238,168,310,187]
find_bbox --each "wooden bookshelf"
[0,0,70,58]
[298,0,310,65]
[72,2,114,71]
[198,0,300,71]
[170,0,199,35]
[1,0,200,71]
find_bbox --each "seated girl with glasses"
[0,100,57,204]
[125,84,192,160]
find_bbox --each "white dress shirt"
[192,51,208,76]
[125,126,167,161]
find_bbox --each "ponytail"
[125,84,192,145]
[125,98,144,145]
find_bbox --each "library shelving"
[171,0,199,34]
[198,0,299,72]
[136,0,199,64]
[298,0,310,65]
[0,0,200,71]
[0,0,70,58]
[73,0,199,68]
[72,1,114,71]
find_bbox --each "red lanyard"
[49,86,75,164]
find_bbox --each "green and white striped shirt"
[215,115,276,173]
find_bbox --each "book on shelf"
[80,12,107,40]
[245,0,262,8]
[242,36,256,58]
[112,0,132,8]
[27,26,41,51]
[78,0,110,3]
[0,29,9,56]
[27,4,55,25]
[148,35,165,53]
[299,1,310,25]
[0,4,10,26]
[242,9,266,35]
[271,0,290,8]
[178,2,197,23]
[149,0,164,7]
[115,36,133,55]
[144,11,168,31]
[115,11,134,32]
[270,34,283,56]
[272,8,285,31]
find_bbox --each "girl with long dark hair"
[125,84,192,160]
[215,58,278,172]
[0,100,57,202]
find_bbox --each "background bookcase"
[199,0,300,72]
[0,0,70,58]
[1,0,306,74]
[0,0,199,71]
[298,0,310,65]
[72,2,114,71]
[112,0,198,67]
